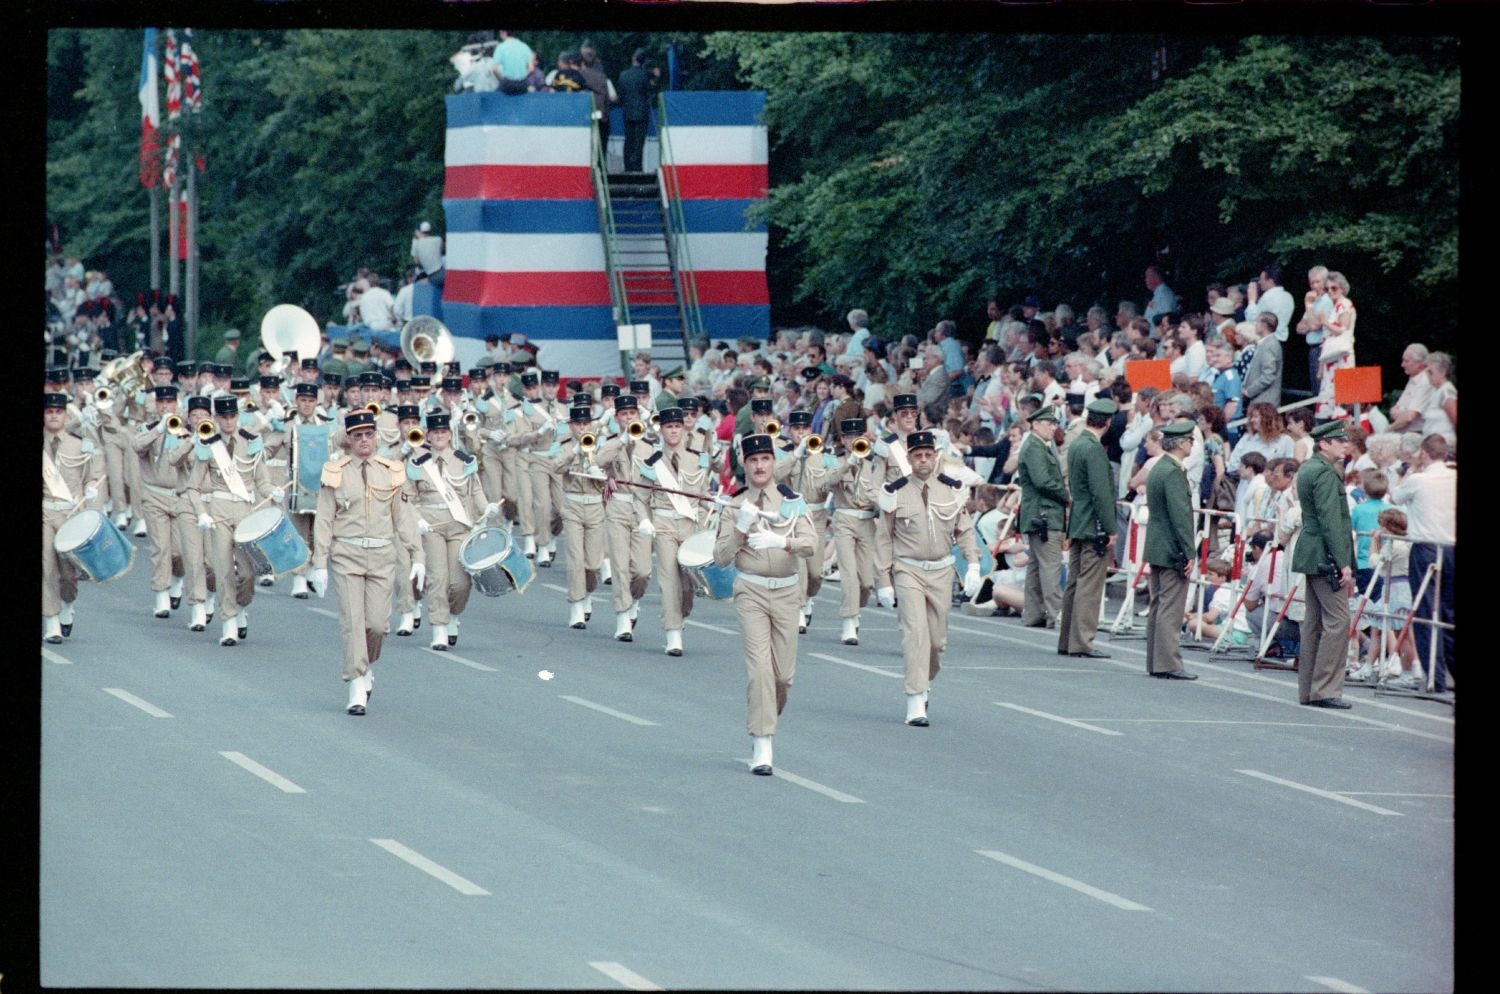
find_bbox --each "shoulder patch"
[778,441,796,453]
[777,483,801,501]
[238,428,256,441]
[320,461,344,487]
[687,446,702,456]
[413,451,431,466]
[937,473,962,488]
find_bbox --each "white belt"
[835,507,877,519]
[264,458,288,467]
[737,571,801,590]
[418,503,455,511]
[144,482,180,498]
[653,508,692,520]
[898,554,955,572]
[42,498,77,511]
[608,492,635,503]
[207,491,254,502]
[337,536,393,548]
[565,492,603,505]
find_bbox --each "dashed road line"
[560,695,657,726]
[975,849,1151,911]
[1236,770,1403,816]
[995,702,1123,736]
[219,751,306,793]
[103,687,172,718]
[369,839,490,895]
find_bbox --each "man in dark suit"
[1292,421,1356,708]
[1240,312,1284,410]
[1143,421,1199,679]
[617,48,659,173]
[1058,398,1119,658]
[1015,407,1068,628]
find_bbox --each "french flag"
[138,28,161,188]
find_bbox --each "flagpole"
[186,125,199,352]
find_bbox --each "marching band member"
[713,432,817,776]
[404,411,493,651]
[522,370,564,566]
[476,362,518,529]
[42,391,105,643]
[171,396,219,629]
[772,410,838,633]
[879,392,922,483]
[874,430,982,727]
[503,369,550,561]
[130,384,192,619]
[595,394,654,641]
[275,383,335,600]
[549,404,610,629]
[641,406,714,656]
[539,370,570,564]
[308,409,425,716]
[828,416,888,645]
[392,404,425,636]
[186,395,279,646]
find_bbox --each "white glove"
[308,567,328,599]
[963,564,982,599]
[410,562,426,593]
[197,512,215,530]
[83,486,99,502]
[484,502,500,520]
[746,530,787,551]
[795,435,810,454]
[637,517,657,537]
[417,518,431,535]
[270,487,286,504]
[735,505,760,533]
[488,428,507,443]
[876,586,896,609]
[81,406,100,425]
[267,401,286,421]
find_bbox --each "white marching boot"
[113,511,130,529]
[132,516,148,537]
[346,676,367,715]
[585,595,594,622]
[59,601,75,637]
[628,602,639,627]
[237,608,249,641]
[569,600,587,629]
[524,535,537,559]
[615,611,634,641]
[600,559,613,585]
[448,616,459,646]
[396,611,415,636]
[429,623,448,651]
[905,692,930,727]
[153,590,171,618]
[204,593,217,623]
[664,629,683,657]
[798,609,808,634]
[841,616,859,646]
[220,616,238,646]
[43,615,63,644]
[257,574,275,588]
[189,602,208,632]
[537,542,555,568]
[291,575,310,599]
[412,602,422,630]
[363,670,374,703]
[168,576,184,609]
[750,735,774,775]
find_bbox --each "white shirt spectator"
[1246,537,1304,623]
[1389,461,1456,545]
[1391,372,1434,425]
[844,326,871,358]
[458,55,500,93]
[392,281,414,324]
[357,284,398,331]
[1418,382,1457,443]
[1246,285,1296,342]
[1182,339,1207,380]
[411,232,444,276]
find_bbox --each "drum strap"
[43,447,75,502]
[210,438,253,501]
[422,456,472,527]
[651,450,698,519]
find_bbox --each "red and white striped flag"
[163,29,181,122]
[138,29,161,188]
[180,30,201,112]
[163,132,179,189]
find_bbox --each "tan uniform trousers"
[894,561,952,695]
[1145,566,1189,675]
[204,496,259,621]
[1022,531,1064,627]
[103,432,133,516]
[420,520,473,626]
[736,577,803,736]
[652,511,699,630]
[528,455,557,543]
[604,497,653,613]
[1058,542,1110,654]
[800,509,828,601]
[832,510,876,618]
[392,522,417,614]
[549,472,566,538]
[499,447,526,529]
[331,539,397,682]
[288,511,314,580]
[1299,574,1350,704]
[178,501,213,604]
[41,506,80,616]
[561,495,605,602]
[141,486,191,592]
[481,442,506,520]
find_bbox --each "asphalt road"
[39,538,1455,991]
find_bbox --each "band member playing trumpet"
[550,404,611,629]
[43,392,106,643]
[475,362,518,528]
[392,405,425,636]
[186,395,280,646]
[828,416,888,645]
[773,410,837,633]
[730,397,777,488]
[404,411,496,651]
[594,395,654,641]
[640,407,714,656]
[713,433,817,776]
[130,384,192,620]
[169,396,219,630]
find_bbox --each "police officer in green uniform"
[655,366,686,413]
[1015,406,1068,628]
[1143,421,1199,679]
[1058,397,1119,658]
[1292,420,1357,709]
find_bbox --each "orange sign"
[1124,359,1172,393]
[1333,366,1383,405]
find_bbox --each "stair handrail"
[590,111,632,337]
[654,94,705,367]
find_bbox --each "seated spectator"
[1386,343,1434,433]
[1418,351,1457,446]
[1285,407,1316,462]
[547,51,589,93]
[453,35,500,93]
[1185,558,1254,647]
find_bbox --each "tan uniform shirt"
[312,455,423,571]
[712,483,817,576]
[876,472,979,585]
[42,430,105,508]
[186,431,274,517]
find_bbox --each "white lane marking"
[684,618,738,636]
[103,688,172,718]
[218,751,307,794]
[1236,770,1403,816]
[951,666,1106,672]
[772,768,866,804]
[1307,976,1370,994]
[42,648,74,665]
[995,702,1123,736]
[975,849,1151,912]
[1335,792,1453,798]
[424,648,497,672]
[809,652,902,679]
[589,961,664,991]
[309,607,340,620]
[369,838,490,895]
[542,582,569,594]
[560,695,658,726]
[1074,719,1395,728]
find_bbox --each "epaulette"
[777,483,801,501]
[321,455,350,486]
[454,450,475,464]
[778,441,796,453]
[413,451,431,466]
[882,432,899,443]
[884,476,910,493]
[877,475,906,512]
[238,428,257,441]
[687,446,702,456]
[937,473,962,488]
[644,450,663,466]
[144,419,160,431]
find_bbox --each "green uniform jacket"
[1291,453,1354,574]
[1065,429,1116,541]
[214,344,240,372]
[1144,453,1194,569]
[654,389,680,414]
[1016,432,1068,533]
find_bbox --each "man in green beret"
[1015,406,1068,628]
[655,366,686,413]
[215,328,242,371]
[1058,398,1119,657]
[1291,420,1357,708]
[1144,421,1199,679]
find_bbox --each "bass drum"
[676,529,737,601]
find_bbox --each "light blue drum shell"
[499,542,535,595]
[54,509,135,583]
[234,507,310,578]
[699,562,738,601]
[461,527,516,597]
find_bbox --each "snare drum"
[677,529,737,601]
[459,525,535,596]
[233,506,311,577]
[53,509,135,583]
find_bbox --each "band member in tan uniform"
[549,404,610,629]
[392,404,426,636]
[42,392,106,643]
[167,395,218,629]
[640,406,714,656]
[475,362,518,525]
[713,433,817,775]
[772,409,837,633]
[186,395,279,647]
[308,410,425,715]
[874,430,982,726]
[828,416,889,645]
[130,384,193,620]
[595,394,655,641]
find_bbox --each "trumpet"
[365,401,382,417]
[850,437,872,458]
[197,419,219,440]
[627,419,647,439]
[461,410,480,431]
[164,413,187,436]
[94,386,112,405]
[580,431,597,452]
[406,426,426,447]
[765,419,781,439]
[806,433,824,454]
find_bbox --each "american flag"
[180,30,201,112]
[163,29,180,122]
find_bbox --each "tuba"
[259,304,321,377]
[400,315,455,368]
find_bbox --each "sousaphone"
[260,304,321,377]
[401,315,455,368]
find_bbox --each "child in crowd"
[1184,558,1254,647]
[1368,508,1421,689]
